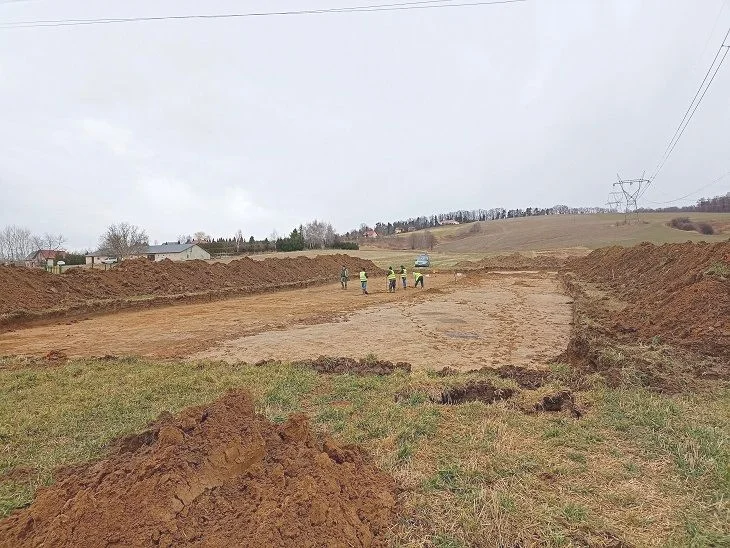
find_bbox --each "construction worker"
[400,265,407,289]
[387,266,397,293]
[414,271,424,288]
[359,269,369,295]
[340,265,349,289]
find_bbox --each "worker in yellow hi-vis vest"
[359,269,369,295]
[414,271,424,288]
[387,266,397,293]
[399,265,407,289]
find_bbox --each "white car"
[414,253,430,267]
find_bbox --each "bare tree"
[408,230,437,251]
[177,234,192,244]
[32,232,66,251]
[193,231,210,243]
[424,230,437,250]
[235,229,244,252]
[98,222,149,259]
[303,219,335,249]
[0,225,34,262]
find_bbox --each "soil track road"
[0,272,572,370]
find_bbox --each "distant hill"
[368,213,730,254]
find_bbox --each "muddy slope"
[0,391,399,547]
[566,241,729,357]
[0,254,382,317]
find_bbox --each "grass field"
[238,213,730,270]
[1,357,728,546]
[370,213,730,255]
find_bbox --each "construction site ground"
[1,242,728,547]
[0,271,572,370]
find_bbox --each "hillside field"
[369,212,730,255]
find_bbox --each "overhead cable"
[0,0,528,29]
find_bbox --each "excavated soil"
[0,255,383,328]
[531,390,581,417]
[454,253,564,271]
[434,381,515,405]
[292,356,412,375]
[495,365,550,389]
[0,390,399,548]
[565,242,729,358]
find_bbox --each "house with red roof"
[24,249,66,268]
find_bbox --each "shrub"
[669,217,695,231]
[696,222,714,235]
[330,241,359,250]
[668,218,715,235]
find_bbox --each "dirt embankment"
[0,255,382,328]
[565,241,730,358]
[0,390,399,547]
[454,253,564,271]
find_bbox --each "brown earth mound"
[0,390,399,547]
[565,242,729,357]
[434,381,515,405]
[0,254,383,319]
[454,253,564,271]
[292,356,412,375]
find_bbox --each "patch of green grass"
[315,407,348,433]
[566,451,586,464]
[262,367,318,413]
[431,533,465,548]
[562,502,587,523]
[598,388,729,488]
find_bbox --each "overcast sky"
[1,0,729,249]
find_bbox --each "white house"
[85,243,211,266]
[145,243,211,261]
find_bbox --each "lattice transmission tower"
[613,174,650,223]
[606,191,624,213]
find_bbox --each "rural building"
[145,243,211,261]
[363,230,378,238]
[25,249,66,268]
[84,251,116,266]
[441,219,460,225]
[85,243,211,266]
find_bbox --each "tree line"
[184,220,359,256]
[639,192,730,214]
[341,205,607,239]
[0,225,72,263]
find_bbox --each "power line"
[641,25,730,200]
[0,0,528,29]
[643,170,730,205]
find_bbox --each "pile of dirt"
[292,356,412,375]
[434,381,515,405]
[0,390,399,547]
[454,253,564,271]
[495,365,550,389]
[565,242,729,357]
[0,254,383,319]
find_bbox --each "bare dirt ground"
[196,272,571,370]
[0,272,571,370]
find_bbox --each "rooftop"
[85,243,198,257]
